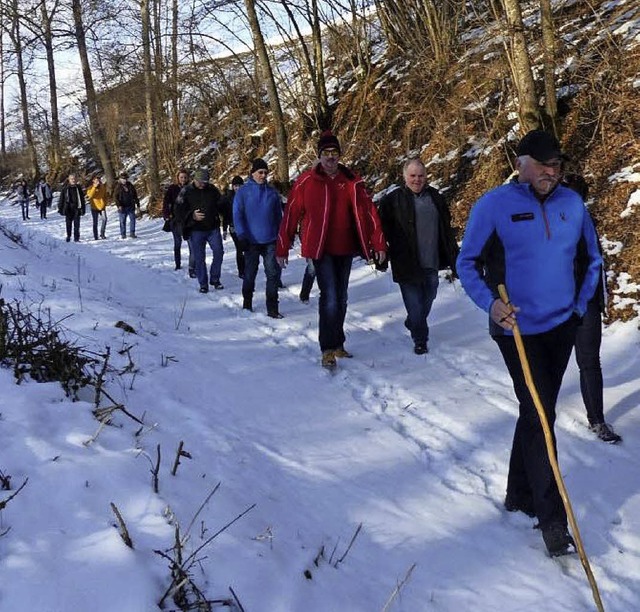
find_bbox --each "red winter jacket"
[277,163,386,260]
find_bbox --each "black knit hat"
[231,175,244,186]
[317,130,341,155]
[250,158,268,174]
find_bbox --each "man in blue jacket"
[457,130,602,557]
[233,158,283,318]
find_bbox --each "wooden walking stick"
[497,284,604,612]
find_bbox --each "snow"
[1,198,639,612]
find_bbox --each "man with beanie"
[220,175,246,278]
[457,129,602,557]
[178,168,225,293]
[233,159,283,317]
[277,131,387,369]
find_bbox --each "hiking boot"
[321,350,337,369]
[188,270,196,278]
[210,281,224,290]
[414,342,428,355]
[299,293,310,304]
[504,495,535,518]
[199,286,209,294]
[541,522,576,557]
[334,346,353,359]
[268,310,284,319]
[589,422,622,444]
[242,297,253,311]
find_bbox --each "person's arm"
[575,210,603,317]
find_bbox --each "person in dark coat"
[16,179,30,220]
[563,173,621,443]
[177,168,224,293]
[58,173,87,242]
[113,171,141,238]
[220,175,245,278]
[377,158,459,354]
[163,169,194,274]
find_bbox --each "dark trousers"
[574,300,604,426]
[38,201,47,219]
[243,242,279,310]
[314,254,353,352]
[171,227,195,272]
[230,232,245,277]
[20,199,29,220]
[65,211,82,241]
[494,315,577,529]
[399,268,439,345]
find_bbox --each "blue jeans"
[20,199,29,220]
[91,209,107,239]
[399,269,439,345]
[171,226,194,272]
[313,254,353,352]
[118,208,136,237]
[190,229,223,287]
[243,242,279,310]
[574,299,604,425]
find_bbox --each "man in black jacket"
[177,168,224,293]
[377,158,459,354]
[58,173,86,242]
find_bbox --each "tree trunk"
[71,0,115,189]
[501,0,540,132]
[243,0,289,184]
[540,0,558,133]
[40,1,61,170]
[141,0,160,202]
[0,5,5,157]
[9,0,39,178]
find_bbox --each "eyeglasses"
[321,148,340,158]
[255,170,268,175]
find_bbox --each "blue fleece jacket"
[457,181,602,335]
[232,178,283,244]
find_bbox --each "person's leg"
[231,233,244,277]
[422,269,439,343]
[242,245,260,309]
[300,259,316,302]
[20,200,27,221]
[207,229,224,284]
[190,231,208,290]
[119,210,126,238]
[399,282,424,343]
[128,209,136,237]
[187,238,196,277]
[314,255,351,352]
[574,300,604,425]
[65,215,73,241]
[100,210,107,238]
[73,211,81,241]
[91,209,99,240]
[263,242,281,316]
[172,227,182,269]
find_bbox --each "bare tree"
[540,0,558,133]
[70,0,115,188]
[243,0,288,182]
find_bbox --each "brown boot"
[321,350,337,369]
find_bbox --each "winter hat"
[250,158,269,174]
[317,130,341,155]
[194,168,210,183]
[231,175,244,187]
[516,130,567,163]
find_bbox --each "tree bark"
[243,0,289,184]
[540,0,558,133]
[71,0,115,189]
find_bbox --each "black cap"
[231,175,244,186]
[516,130,567,162]
[250,158,268,174]
[317,130,341,155]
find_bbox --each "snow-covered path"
[0,202,639,611]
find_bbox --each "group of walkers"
[15,171,141,242]
[162,127,622,560]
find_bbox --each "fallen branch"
[0,477,28,510]
[171,440,192,476]
[381,563,417,612]
[110,502,133,548]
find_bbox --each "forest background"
[0,0,639,321]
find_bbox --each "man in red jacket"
[277,131,387,369]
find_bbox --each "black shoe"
[299,293,310,304]
[174,264,181,271]
[589,422,622,443]
[210,281,224,290]
[541,522,576,557]
[65,236,71,242]
[267,310,284,319]
[199,286,209,294]
[242,298,253,311]
[504,495,535,518]
[188,270,196,279]
[414,343,428,355]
